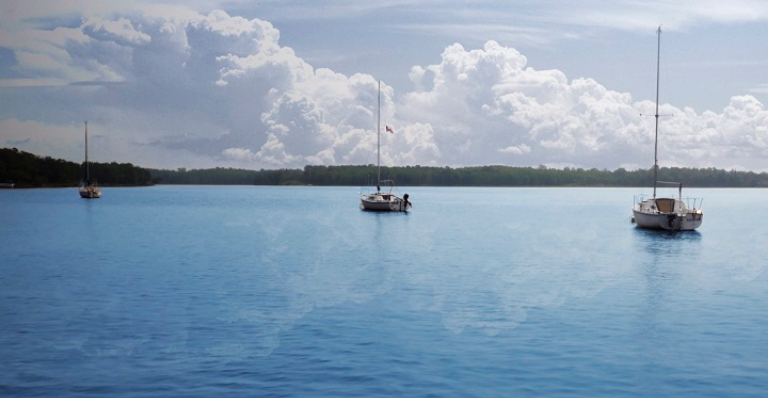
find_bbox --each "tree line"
[147,167,304,186]
[4,147,768,188]
[0,148,155,187]
[150,164,768,187]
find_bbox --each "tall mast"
[652,26,661,198]
[85,121,89,181]
[377,80,381,189]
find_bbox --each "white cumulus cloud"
[399,40,768,170]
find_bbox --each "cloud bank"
[1,6,767,170]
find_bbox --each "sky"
[1,0,767,171]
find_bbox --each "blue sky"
[1,0,767,170]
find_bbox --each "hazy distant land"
[3,147,768,188]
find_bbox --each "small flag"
[386,125,394,134]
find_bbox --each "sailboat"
[360,81,411,212]
[78,121,102,199]
[632,27,702,231]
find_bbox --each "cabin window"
[654,199,675,213]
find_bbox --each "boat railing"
[633,193,647,207]
[684,197,703,211]
[634,193,703,211]
[360,179,395,195]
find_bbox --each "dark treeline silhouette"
[0,148,154,187]
[149,164,768,187]
[4,147,768,187]
[147,167,305,185]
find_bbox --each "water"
[1,186,767,397]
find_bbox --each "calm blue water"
[1,186,767,397]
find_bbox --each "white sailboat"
[360,81,411,212]
[632,27,702,231]
[78,121,102,199]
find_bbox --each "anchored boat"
[360,81,411,212]
[78,121,102,199]
[632,27,702,231]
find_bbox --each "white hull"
[360,193,410,212]
[632,209,702,231]
[632,198,702,231]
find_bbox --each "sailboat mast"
[652,26,661,198]
[85,121,89,181]
[377,81,381,188]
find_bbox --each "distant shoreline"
[5,147,768,188]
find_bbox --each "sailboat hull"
[360,194,410,212]
[632,209,702,231]
[79,186,102,199]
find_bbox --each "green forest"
[3,147,768,188]
[149,164,768,187]
[0,148,155,187]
